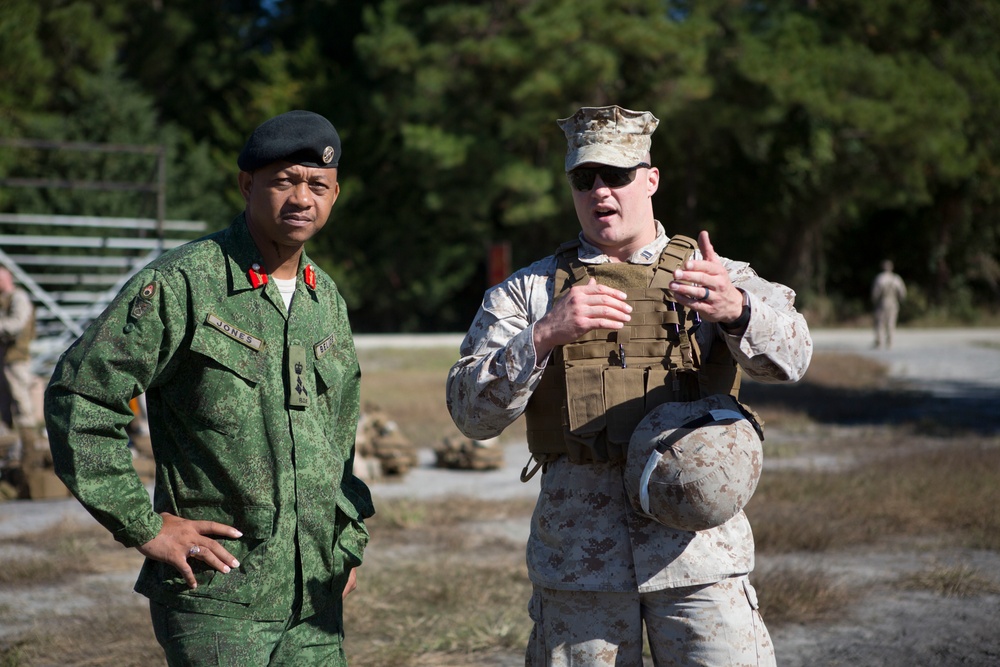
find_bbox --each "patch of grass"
[344,540,532,666]
[0,521,137,585]
[371,496,536,533]
[345,494,536,665]
[748,443,1000,554]
[0,598,159,667]
[801,352,890,389]
[754,567,855,625]
[898,563,1000,597]
[0,641,29,667]
[357,347,459,448]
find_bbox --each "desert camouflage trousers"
[525,575,776,667]
[2,359,35,428]
[150,600,346,666]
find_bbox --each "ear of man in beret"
[237,110,341,173]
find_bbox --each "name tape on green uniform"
[205,314,263,351]
[314,333,337,358]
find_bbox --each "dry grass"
[0,520,139,585]
[753,568,854,625]
[0,523,155,667]
[357,346,459,448]
[372,496,537,532]
[798,352,891,390]
[747,442,1000,554]
[344,556,532,666]
[1,599,160,667]
[897,563,1000,598]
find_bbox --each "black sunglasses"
[568,163,650,191]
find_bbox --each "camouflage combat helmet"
[623,394,764,532]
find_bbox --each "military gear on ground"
[356,404,418,476]
[523,235,740,472]
[624,394,763,532]
[435,434,504,471]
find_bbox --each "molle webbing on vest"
[524,235,739,466]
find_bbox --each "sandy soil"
[2,327,999,666]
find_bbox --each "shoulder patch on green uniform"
[314,332,337,358]
[130,299,153,320]
[128,281,158,321]
[205,313,264,351]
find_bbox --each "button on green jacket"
[45,215,373,621]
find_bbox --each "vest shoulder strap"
[651,234,698,289]
[553,234,699,297]
[553,239,585,298]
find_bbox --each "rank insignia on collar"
[248,263,269,289]
[304,264,316,290]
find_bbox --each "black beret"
[237,110,341,172]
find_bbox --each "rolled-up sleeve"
[721,260,813,383]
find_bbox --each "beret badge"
[322,145,335,165]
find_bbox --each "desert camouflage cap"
[557,105,659,172]
[624,394,763,532]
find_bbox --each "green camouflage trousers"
[525,575,776,667]
[150,600,346,666]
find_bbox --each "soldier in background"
[448,105,812,666]
[872,259,907,349]
[0,266,37,469]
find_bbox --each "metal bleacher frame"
[0,139,207,376]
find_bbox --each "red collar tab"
[304,264,316,290]
[248,263,269,289]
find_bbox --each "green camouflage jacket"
[46,214,373,621]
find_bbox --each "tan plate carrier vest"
[522,235,741,476]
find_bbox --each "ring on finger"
[698,286,710,301]
[188,545,201,557]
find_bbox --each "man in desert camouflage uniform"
[871,259,907,349]
[0,266,37,464]
[447,105,812,666]
[46,110,373,666]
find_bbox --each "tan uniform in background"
[871,260,906,349]
[0,267,37,465]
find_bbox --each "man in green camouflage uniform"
[448,106,812,666]
[45,110,373,666]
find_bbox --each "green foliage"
[0,0,232,225]
[329,0,722,328]
[0,0,998,330]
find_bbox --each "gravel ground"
[2,327,999,665]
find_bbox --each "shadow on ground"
[742,378,1000,434]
